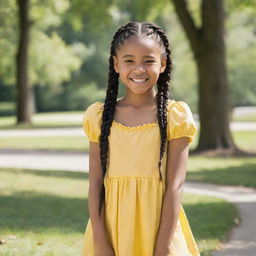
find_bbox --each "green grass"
[232,131,256,151]
[0,167,238,256]
[0,111,84,129]
[232,113,256,122]
[0,136,88,152]
[182,193,239,256]
[190,130,256,153]
[0,168,88,256]
[187,156,256,188]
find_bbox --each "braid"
[98,55,119,214]
[98,22,172,214]
[145,23,172,181]
[98,23,140,214]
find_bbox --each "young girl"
[81,21,200,256]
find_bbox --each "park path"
[0,149,88,171]
[0,149,256,255]
[184,182,256,256]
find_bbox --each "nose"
[133,63,146,73]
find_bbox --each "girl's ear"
[113,56,119,73]
[160,56,167,73]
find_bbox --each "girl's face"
[113,36,167,95]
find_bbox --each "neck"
[120,88,157,107]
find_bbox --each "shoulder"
[84,101,103,114]
[83,101,104,120]
[167,99,191,111]
[166,99,197,142]
[82,101,104,143]
[167,99,194,121]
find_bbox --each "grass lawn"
[0,167,238,256]
[232,113,256,122]
[182,193,239,256]
[232,131,256,152]
[187,155,256,188]
[0,136,88,152]
[0,112,83,130]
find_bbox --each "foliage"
[0,0,82,87]
[29,30,81,86]
[0,0,18,85]
[1,0,256,111]
[227,8,256,106]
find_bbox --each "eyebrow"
[122,54,156,59]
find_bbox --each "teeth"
[131,78,147,82]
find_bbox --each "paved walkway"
[0,127,84,137]
[184,182,256,256]
[0,149,88,171]
[0,149,256,255]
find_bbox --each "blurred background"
[0,0,256,256]
[1,0,256,117]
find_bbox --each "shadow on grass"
[187,162,256,188]
[0,189,238,242]
[0,168,88,180]
[0,191,89,233]
[183,201,238,241]
[0,168,238,245]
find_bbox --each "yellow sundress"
[81,98,200,256]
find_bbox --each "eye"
[145,60,155,63]
[124,60,133,63]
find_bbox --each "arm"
[87,142,111,250]
[154,137,190,256]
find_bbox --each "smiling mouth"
[130,78,149,83]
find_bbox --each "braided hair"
[98,21,172,214]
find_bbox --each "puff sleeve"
[82,102,103,143]
[167,101,197,143]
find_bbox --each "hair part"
[98,21,172,214]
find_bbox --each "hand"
[94,241,115,256]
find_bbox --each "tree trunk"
[16,0,33,124]
[172,0,239,154]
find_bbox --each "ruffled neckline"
[112,119,158,130]
[95,99,175,130]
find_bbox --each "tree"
[12,0,82,122]
[171,0,243,155]
[16,0,32,123]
